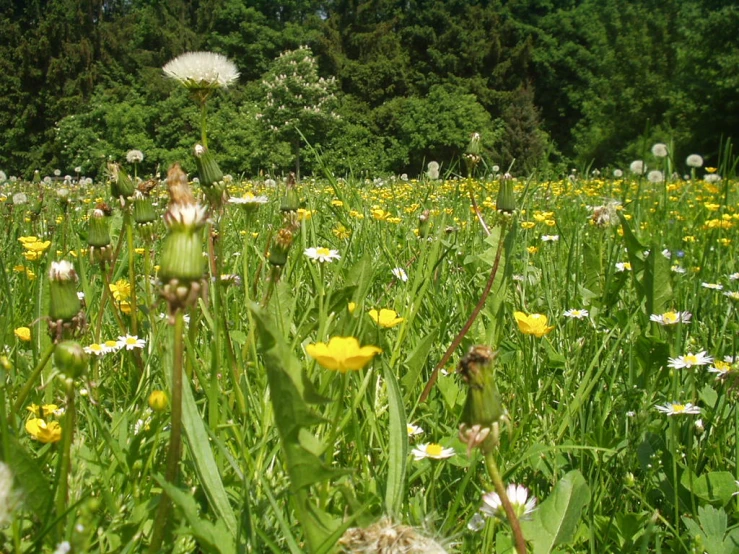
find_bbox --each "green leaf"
[3,434,52,517]
[521,470,591,554]
[582,241,602,299]
[401,331,437,395]
[384,365,407,516]
[681,505,739,554]
[644,242,672,316]
[681,470,737,506]
[156,477,236,554]
[181,379,238,537]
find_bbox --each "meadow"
[0,152,737,554]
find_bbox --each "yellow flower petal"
[306,337,381,373]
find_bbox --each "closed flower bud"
[193,144,223,187]
[54,341,88,378]
[159,229,205,283]
[148,390,168,412]
[109,162,135,199]
[418,210,431,238]
[48,261,82,322]
[496,175,516,214]
[459,345,503,453]
[268,228,294,266]
[133,191,157,224]
[87,209,111,247]
[280,174,300,213]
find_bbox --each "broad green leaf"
[681,470,737,506]
[521,470,591,554]
[3,434,52,516]
[181,379,238,537]
[384,365,407,516]
[681,505,739,554]
[156,477,236,554]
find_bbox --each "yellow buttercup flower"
[14,327,31,342]
[348,302,357,314]
[513,311,554,337]
[26,403,59,417]
[149,390,169,412]
[25,418,62,443]
[368,308,405,328]
[305,337,382,373]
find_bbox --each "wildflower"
[708,360,733,377]
[541,235,559,242]
[26,404,60,418]
[163,51,239,90]
[118,335,146,351]
[104,340,123,353]
[613,169,623,178]
[668,351,714,369]
[649,311,691,325]
[149,391,169,412]
[304,246,341,263]
[724,291,739,301]
[527,246,539,254]
[14,327,31,342]
[347,302,356,314]
[228,192,268,209]
[651,143,669,158]
[126,150,144,164]
[686,154,703,168]
[427,161,440,180]
[370,208,391,220]
[25,418,63,443]
[701,282,723,290]
[520,221,535,229]
[563,309,589,319]
[647,170,664,183]
[629,160,646,175]
[109,279,131,302]
[407,423,424,437]
[671,265,686,274]
[305,336,381,373]
[368,308,405,328]
[84,343,107,356]
[513,312,554,337]
[615,262,631,272]
[391,267,408,282]
[411,443,455,460]
[21,239,51,261]
[332,224,351,239]
[728,273,739,281]
[655,402,701,416]
[481,484,537,520]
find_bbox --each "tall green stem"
[55,378,75,535]
[125,211,138,337]
[484,452,526,554]
[148,310,185,552]
[200,102,208,149]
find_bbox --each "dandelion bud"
[54,341,88,378]
[159,203,207,283]
[418,209,431,238]
[280,173,299,212]
[48,261,82,323]
[496,174,516,214]
[88,209,111,247]
[459,345,503,453]
[132,190,157,225]
[32,170,41,184]
[193,144,223,188]
[108,162,135,199]
[148,390,168,412]
[268,228,294,266]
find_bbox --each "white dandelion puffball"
[163,52,240,89]
[686,154,703,168]
[647,170,664,183]
[126,150,144,164]
[629,160,646,175]
[651,143,668,158]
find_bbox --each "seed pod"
[193,144,223,187]
[48,261,82,322]
[132,191,157,224]
[109,162,135,199]
[54,341,88,378]
[496,174,516,214]
[459,345,503,453]
[87,208,111,248]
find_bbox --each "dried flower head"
[163,51,239,90]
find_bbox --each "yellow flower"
[25,418,62,443]
[18,236,39,245]
[368,308,405,328]
[514,311,554,337]
[26,403,59,417]
[706,167,717,174]
[371,208,391,221]
[305,337,382,373]
[149,390,169,412]
[21,240,51,253]
[109,279,131,301]
[527,246,539,254]
[14,327,31,342]
[332,224,351,240]
[520,221,536,229]
[348,302,357,314]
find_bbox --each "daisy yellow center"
[426,444,443,457]
[89,344,103,352]
[684,355,698,365]
[672,404,686,413]
[715,361,730,372]
[126,337,138,345]
[663,312,678,323]
[316,247,331,256]
[105,340,119,348]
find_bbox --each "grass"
[0,167,737,553]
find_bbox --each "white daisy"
[83,343,107,356]
[541,235,559,242]
[481,484,537,520]
[655,402,701,416]
[411,443,455,461]
[724,291,739,301]
[668,351,713,369]
[649,311,692,325]
[671,265,687,274]
[391,267,408,282]
[729,273,739,281]
[118,335,146,351]
[615,262,632,272]
[563,309,589,319]
[304,246,341,263]
[701,282,724,290]
[407,423,424,437]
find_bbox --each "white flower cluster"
[163,51,239,89]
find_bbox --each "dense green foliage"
[1,0,737,176]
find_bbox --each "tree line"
[0,0,736,177]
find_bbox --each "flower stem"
[125,211,138,337]
[148,310,185,552]
[484,451,527,554]
[12,343,55,419]
[55,378,75,536]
